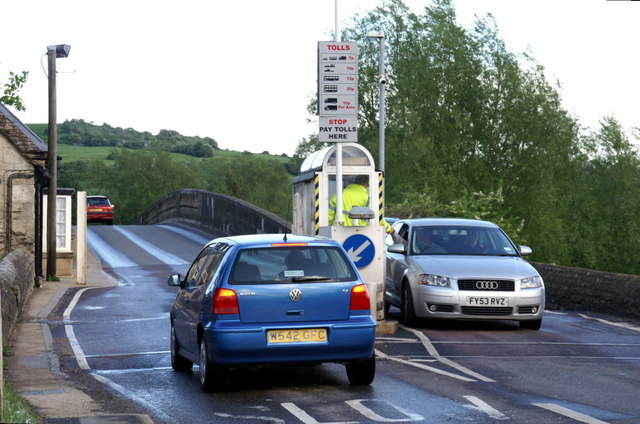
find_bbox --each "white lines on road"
[400,325,495,382]
[84,350,170,359]
[345,399,424,422]
[157,224,211,245]
[112,226,188,265]
[214,412,285,424]
[463,396,508,420]
[281,402,358,424]
[375,349,476,382]
[578,313,640,333]
[91,373,172,423]
[534,403,611,424]
[63,287,97,370]
[87,229,138,268]
[94,367,172,374]
[282,400,425,424]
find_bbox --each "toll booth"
[292,143,386,320]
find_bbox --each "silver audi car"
[385,218,545,330]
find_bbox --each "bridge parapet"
[135,189,291,236]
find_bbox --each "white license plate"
[267,328,327,344]
[467,297,508,306]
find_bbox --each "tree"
[320,0,586,266]
[581,117,640,273]
[1,71,29,111]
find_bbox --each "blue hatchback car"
[168,234,377,391]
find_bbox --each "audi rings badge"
[289,289,303,302]
[476,280,499,290]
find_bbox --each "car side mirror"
[167,274,182,287]
[519,246,533,256]
[387,243,406,254]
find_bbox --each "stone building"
[0,102,48,268]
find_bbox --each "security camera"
[380,77,386,85]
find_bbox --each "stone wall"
[0,133,37,255]
[532,262,640,321]
[0,248,34,346]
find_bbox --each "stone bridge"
[135,189,291,235]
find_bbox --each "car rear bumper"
[87,212,113,221]
[203,317,376,365]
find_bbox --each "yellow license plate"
[268,328,327,344]
[89,208,101,212]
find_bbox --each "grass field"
[55,143,290,165]
[27,123,291,165]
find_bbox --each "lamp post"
[46,44,70,279]
[366,32,385,175]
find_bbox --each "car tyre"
[520,319,542,330]
[199,339,227,392]
[383,300,390,318]
[346,354,375,385]
[401,284,418,327]
[170,324,192,372]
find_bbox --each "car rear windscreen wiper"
[291,276,333,282]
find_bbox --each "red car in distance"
[87,195,114,225]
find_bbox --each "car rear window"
[88,198,110,206]
[229,246,358,284]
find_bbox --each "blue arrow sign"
[343,234,375,269]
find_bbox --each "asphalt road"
[56,224,640,424]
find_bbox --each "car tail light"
[350,284,371,311]
[213,288,239,314]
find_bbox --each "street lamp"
[366,32,385,175]
[46,44,70,279]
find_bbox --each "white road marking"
[91,373,172,422]
[578,313,640,333]
[345,399,424,422]
[84,350,170,358]
[281,402,358,424]
[94,367,173,374]
[401,325,495,382]
[214,412,285,423]
[112,226,187,265]
[158,224,211,245]
[463,396,508,420]
[375,349,476,382]
[63,287,96,370]
[534,403,610,424]
[87,229,138,268]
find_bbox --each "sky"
[2,0,639,156]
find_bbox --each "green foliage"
[1,71,29,111]
[2,380,40,424]
[104,149,205,223]
[387,188,525,245]
[48,119,219,158]
[286,0,640,275]
[57,145,296,224]
[197,155,294,220]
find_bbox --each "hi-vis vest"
[328,183,369,226]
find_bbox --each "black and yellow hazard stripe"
[315,174,320,235]
[378,173,384,226]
